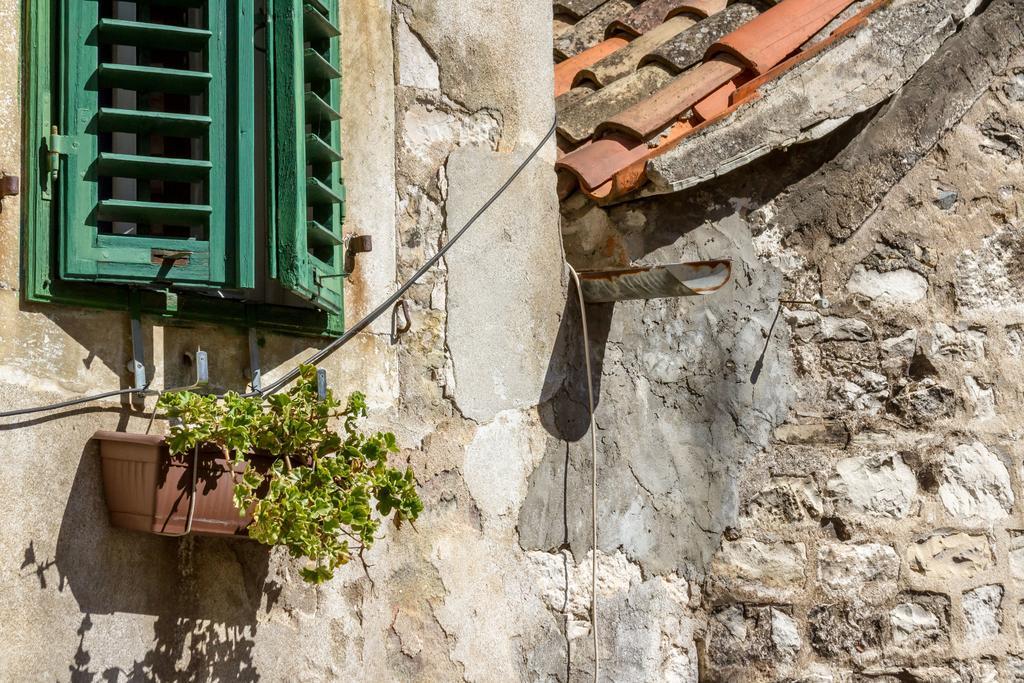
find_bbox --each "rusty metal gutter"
[576,259,731,302]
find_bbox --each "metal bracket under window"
[247,329,262,393]
[128,314,147,398]
[316,369,328,401]
[344,235,373,276]
[194,350,210,387]
[318,236,374,282]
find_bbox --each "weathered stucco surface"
[3,0,1024,680]
[0,0,566,679]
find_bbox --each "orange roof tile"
[639,3,759,74]
[555,36,631,96]
[575,14,700,88]
[551,0,886,203]
[597,54,743,139]
[606,0,727,37]
[709,0,856,74]
[690,77,739,122]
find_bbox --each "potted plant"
[94,365,423,583]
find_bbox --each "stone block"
[907,531,994,580]
[396,16,440,90]
[926,323,986,362]
[827,453,917,520]
[742,476,823,527]
[445,148,562,423]
[786,311,873,343]
[889,592,950,649]
[771,608,802,660]
[880,329,918,362]
[848,266,928,304]
[955,224,1024,312]
[708,604,800,668]
[1007,655,1024,682]
[808,604,885,659]
[774,422,849,446]
[1009,532,1024,582]
[962,585,1004,643]
[817,543,900,600]
[709,538,806,601]
[963,376,997,421]
[820,316,874,343]
[938,442,1013,524]
[887,379,956,425]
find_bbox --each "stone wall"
[3,0,1024,680]
[549,2,1024,680]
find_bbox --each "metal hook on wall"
[391,299,411,345]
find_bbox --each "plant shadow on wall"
[5,323,317,681]
[521,123,871,581]
[16,365,421,682]
[24,436,272,682]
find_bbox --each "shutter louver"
[270,0,345,315]
[58,0,254,288]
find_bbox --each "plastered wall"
[0,0,572,680]
[3,0,1023,681]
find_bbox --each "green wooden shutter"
[269,0,345,314]
[57,0,254,288]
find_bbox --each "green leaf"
[157,372,424,584]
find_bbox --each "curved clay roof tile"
[556,134,649,191]
[558,65,673,145]
[597,54,744,140]
[606,0,726,37]
[556,82,600,115]
[555,36,631,96]
[666,0,729,20]
[555,0,636,61]
[554,0,611,21]
[575,14,698,88]
[708,0,856,74]
[640,3,760,74]
[690,78,739,122]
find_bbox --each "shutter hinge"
[43,125,75,199]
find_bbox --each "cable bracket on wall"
[391,299,411,345]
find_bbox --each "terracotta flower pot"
[94,430,274,537]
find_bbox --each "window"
[22,0,347,334]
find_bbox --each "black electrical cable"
[257,119,557,397]
[0,385,150,419]
[0,120,557,419]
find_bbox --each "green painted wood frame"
[270,0,345,316]
[58,0,251,287]
[21,0,344,336]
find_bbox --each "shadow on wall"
[538,295,615,444]
[15,300,333,408]
[22,437,279,682]
[520,121,873,579]
[8,269,347,679]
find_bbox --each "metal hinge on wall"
[43,126,75,200]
